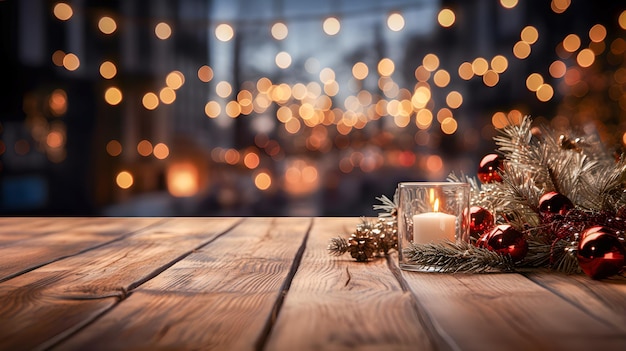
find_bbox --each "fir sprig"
[402,240,516,273]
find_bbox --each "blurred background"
[1,0,626,216]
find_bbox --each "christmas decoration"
[538,191,574,216]
[328,216,397,262]
[477,154,504,183]
[576,226,626,279]
[329,115,626,280]
[468,206,494,239]
[476,224,528,262]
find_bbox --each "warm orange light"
[271,22,288,40]
[166,71,184,90]
[105,87,123,105]
[159,88,176,104]
[520,26,538,44]
[106,140,122,156]
[500,0,518,9]
[378,58,395,76]
[142,92,159,110]
[387,13,405,32]
[198,65,214,82]
[99,61,117,79]
[153,143,169,160]
[275,51,292,69]
[215,23,234,41]
[53,3,73,21]
[49,89,67,116]
[63,53,80,71]
[155,22,172,40]
[437,9,455,28]
[137,140,153,156]
[352,62,369,80]
[323,17,340,35]
[116,171,133,189]
[98,16,117,34]
[254,171,272,190]
[167,163,200,197]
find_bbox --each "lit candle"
[412,199,456,244]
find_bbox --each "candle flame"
[434,198,439,212]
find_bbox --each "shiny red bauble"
[577,226,626,280]
[476,224,528,262]
[469,206,494,239]
[477,154,504,183]
[538,191,574,216]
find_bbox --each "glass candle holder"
[397,182,470,271]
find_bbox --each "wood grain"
[265,217,436,351]
[396,256,626,351]
[54,217,312,351]
[0,217,241,351]
[524,271,626,332]
[0,217,161,282]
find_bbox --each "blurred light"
[167,163,199,197]
[549,60,567,78]
[620,11,626,30]
[155,22,172,40]
[116,171,133,189]
[137,140,153,156]
[492,112,508,128]
[254,171,272,190]
[271,22,288,40]
[414,66,430,81]
[426,155,443,173]
[458,62,474,80]
[589,24,607,42]
[490,55,508,73]
[563,34,581,52]
[433,69,450,87]
[216,81,232,98]
[500,0,518,9]
[378,58,395,76]
[46,131,64,148]
[471,58,488,75]
[446,91,463,109]
[166,71,185,90]
[436,108,452,123]
[99,61,117,79]
[576,48,595,68]
[257,77,272,93]
[411,86,431,108]
[53,3,73,21]
[49,89,67,116]
[204,101,221,118]
[352,62,369,80]
[387,13,405,31]
[319,68,335,84]
[153,143,169,160]
[323,17,340,35]
[244,152,260,169]
[437,9,455,28]
[105,87,123,105]
[482,70,499,87]
[224,149,240,164]
[526,73,544,91]
[62,53,80,71]
[98,16,117,34]
[159,87,176,104]
[513,41,531,59]
[416,109,433,129]
[215,23,234,41]
[52,50,65,66]
[275,51,292,69]
[521,26,538,44]
[551,0,571,14]
[106,140,122,157]
[536,84,554,102]
[423,53,440,72]
[225,101,241,117]
[198,65,214,82]
[142,92,159,110]
[441,117,458,134]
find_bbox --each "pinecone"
[348,230,378,262]
[373,217,398,256]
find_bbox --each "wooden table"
[0,217,625,350]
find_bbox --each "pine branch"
[328,237,349,256]
[402,240,516,273]
[373,194,397,217]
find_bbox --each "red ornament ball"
[469,206,494,239]
[577,226,626,280]
[476,224,528,262]
[538,191,574,216]
[477,154,503,183]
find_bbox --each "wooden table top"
[0,217,624,351]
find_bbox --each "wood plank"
[0,217,161,282]
[53,217,312,351]
[524,272,626,332]
[265,217,437,351]
[0,218,93,244]
[397,257,626,351]
[0,217,241,351]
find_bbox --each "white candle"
[412,211,456,244]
